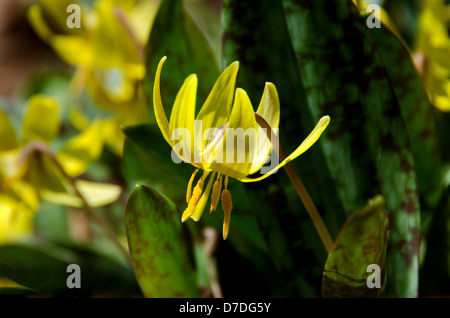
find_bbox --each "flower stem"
[22,141,132,264]
[255,114,334,255]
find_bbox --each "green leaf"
[0,243,140,296]
[0,245,71,294]
[282,0,421,297]
[322,196,389,298]
[125,184,198,297]
[367,15,443,212]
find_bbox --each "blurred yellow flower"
[0,95,121,243]
[28,0,161,154]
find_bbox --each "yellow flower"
[153,57,330,239]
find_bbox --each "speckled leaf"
[322,196,389,298]
[125,185,198,298]
[283,0,421,297]
[367,17,443,211]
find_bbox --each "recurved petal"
[248,82,281,174]
[153,56,171,145]
[256,82,280,130]
[240,116,330,182]
[169,74,198,163]
[196,61,239,150]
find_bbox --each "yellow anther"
[191,172,216,222]
[186,168,199,203]
[210,175,222,213]
[181,177,204,222]
[221,189,233,240]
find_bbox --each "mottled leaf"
[368,15,443,211]
[125,184,197,297]
[282,0,420,297]
[322,196,389,298]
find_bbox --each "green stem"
[255,114,334,255]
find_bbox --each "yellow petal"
[40,180,122,208]
[22,95,60,143]
[248,82,280,174]
[186,168,199,203]
[1,180,39,214]
[256,82,280,129]
[196,61,239,150]
[0,203,34,243]
[153,56,171,145]
[206,88,257,180]
[76,180,122,207]
[169,74,198,163]
[51,35,93,67]
[27,4,52,41]
[127,0,161,45]
[90,1,142,70]
[0,148,26,180]
[56,120,104,177]
[241,116,330,182]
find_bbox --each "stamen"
[181,171,207,222]
[210,174,223,213]
[191,172,216,222]
[221,189,233,240]
[186,168,199,203]
[224,175,229,189]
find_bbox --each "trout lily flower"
[153,56,330,239]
